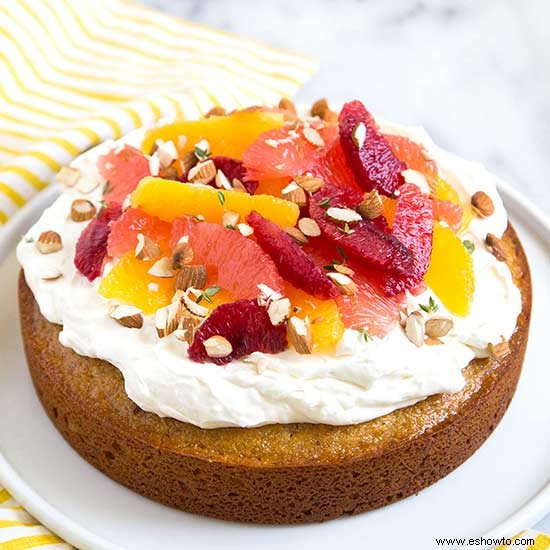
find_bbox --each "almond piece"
[310,98,329,118]
[205,106,226,117]
[425,317,453,338]
[425,336,443,346]
[203,335,233,358]
[293,175,324,193]
[180,289,209,317]
[333,264,355,276]
[356,190,384,219]
[278,97,297,117]
[326,206,362,224]
[155,139,178,168]
[40,266,63,281]
[298,217,321,237]
[237,223,254,237]
[222,211,240,228]
[175,265,207,291]
[352,122,366,149]
[303,127,325,147]
[284,226,308,246]
[471,191,495,217]
[148,153,160,176]
[231,178,248,193]
[485,233,507,262]
[55,166,81,187]
[488,338,511,360]
[148,257,174,278]
[179,150,198,175]
[70,199,97,222]
[194,138,211,161]
[405,311,425,347]
[155,301,183,338]
[110,305,143,329]
[172,241,194,269]
[327,271,357,296]
[159,163,179,180]
[174,313,203,345]
[135,233,162,261]
[36,231,62,254]
[267,297,291,326]
[287,316,313,354]
[215,169,232,190]
[187,159,216,184]
[281,183,307,207]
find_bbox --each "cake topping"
[203,335,233,358]
[187,159,216,184]
[293,174,324,193]
[326,271,357,296]
[267,297,291,326]
[36,230,63,254]
[147,257,174,278]
[356,189,384,220]
[488,337,511,360]
[287,316,313,354]
[298,217,321,237]
[284,226,308,246]
[135,233,162,261]
[425,317,454,338]
[55,165,82,188]
[405,311,425,347]
[70,199,97,222]
[471,191,495,218]
[172,240,194,269]
[110,305,144,329]
[175,265,207,291]
[281,182,307,207]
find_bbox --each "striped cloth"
[0,0,317,225]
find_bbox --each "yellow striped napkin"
[0,0,317,226]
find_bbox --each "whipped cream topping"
[16,120,522,428]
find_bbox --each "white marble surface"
[139,0,549,533]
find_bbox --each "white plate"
[0,183,549,550]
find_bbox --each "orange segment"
[142,111,285,159]
[255,177,292,197]
[424,223,475,316]
[381,195,397,228]
[436,177,472,233]
[285,284,344,352]
[131,177,300,228]
[99,253,174,314]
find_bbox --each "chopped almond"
[267,298,291,326]
[215,169,232,190]
[237,223,254,237]
[333,264,354,276]
[135,233,161,261]
[155,301,183,338]
[405,311,425,347]
[303,126,325,147]
[356,190,384,219]
[222,211,240,228]
[172,240,194,269]
[187,159,216,184]
[298,217,321,237]
[231,178,248,192]
[327,271,357,295]
[175,265,207,291]
[471,191,495,218]
[70,199,97,222]
[281,183,307,207]
[327,206,362,224]
[287,316,313,354]
[110,305,143,329]
[293,175,324,193]
[204,335,233,358]
[425,317,453,338]
[352,122,366,149]
[55,166,81,187]
[147,257,174,278]
[278,97,297,117]
[194,138,211,160]
[36,231,62,254]
[205,106,226,117]
[284,226,308,246]
[179,150,198,175]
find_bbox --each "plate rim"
[0,180,549,549]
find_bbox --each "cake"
[17,99,531,524]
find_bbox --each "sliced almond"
[326,206,362,224]
[187,159,216,184]
[204,335,233,358]
[175,265,207,291]
[36,231,62,254]
[148,257,174,278]
[172,241,194,269]
[425,317,453,338]
[352,122,367,149]
[237,223,254,237]
[488,338,511,360]
[471,191,495,218]
[70,199,97,222]
[257,284,283,305]
[298,217,321,237]
[405,311,425,347]
[231,178,248,193]
[222,211,240,228]
[278,97,297,117]
[485,233,507,262]
[110,305,143,329]
[281,185,307,207]
[303,126,325,147]
[155,139,178,168]
[215,169,232,190]
[180,288,209,317]
[40,267,63,281]
[356,190,384,220]
[425,336,443,346]
[327,271,357,296]
[293,175,324,193]
[148,153,160,176]
[174,314,203,345]
[287,316,313,354]
[155,301,183,338]
[267,297,291,326]
[179,150,198,175]
[284,226,308,246]
[194,138,211,161]
[205,106,226,117]
[135,233,161,261]
[56,166,81,187]
[333,263,355,276]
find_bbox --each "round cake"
[17,99,531,524]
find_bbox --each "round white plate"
[0,183,549,550]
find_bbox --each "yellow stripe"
[143,99,162,120]
[0,488,12,503]
[0,520,36,528]
[93,116,123,138]
[0,166,46,191]
[24,152,61,172]
[47,137,80,157]
[0,534,63,550]
[73,126,101,145]
[0,209,8,224]
[0,145,22,156]
[166,96,184,119]
[121,105,142,128]
[0,112,62,131]
[0,131,79,157]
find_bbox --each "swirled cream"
[16,120,522,428]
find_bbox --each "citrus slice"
[99,253,174,314]
[385,134,438,181]
[424,223,475,316]
[436,177,472,233]
[131,177,299,228]
[142,111,285,159]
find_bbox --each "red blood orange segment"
[339,100,406,196]
[98,144,151,204]
[385,134,438,181]
[141,111,285,160]
[172,218,284,300]
[188,299,287,365]
[131,177,299,228]
[107,207,172,258]
[211,156,257,194]
[98,253,174,314]
[247,211,338,299]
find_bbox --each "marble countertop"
[141,0,549,534]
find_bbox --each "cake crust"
[19,224,531,524]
